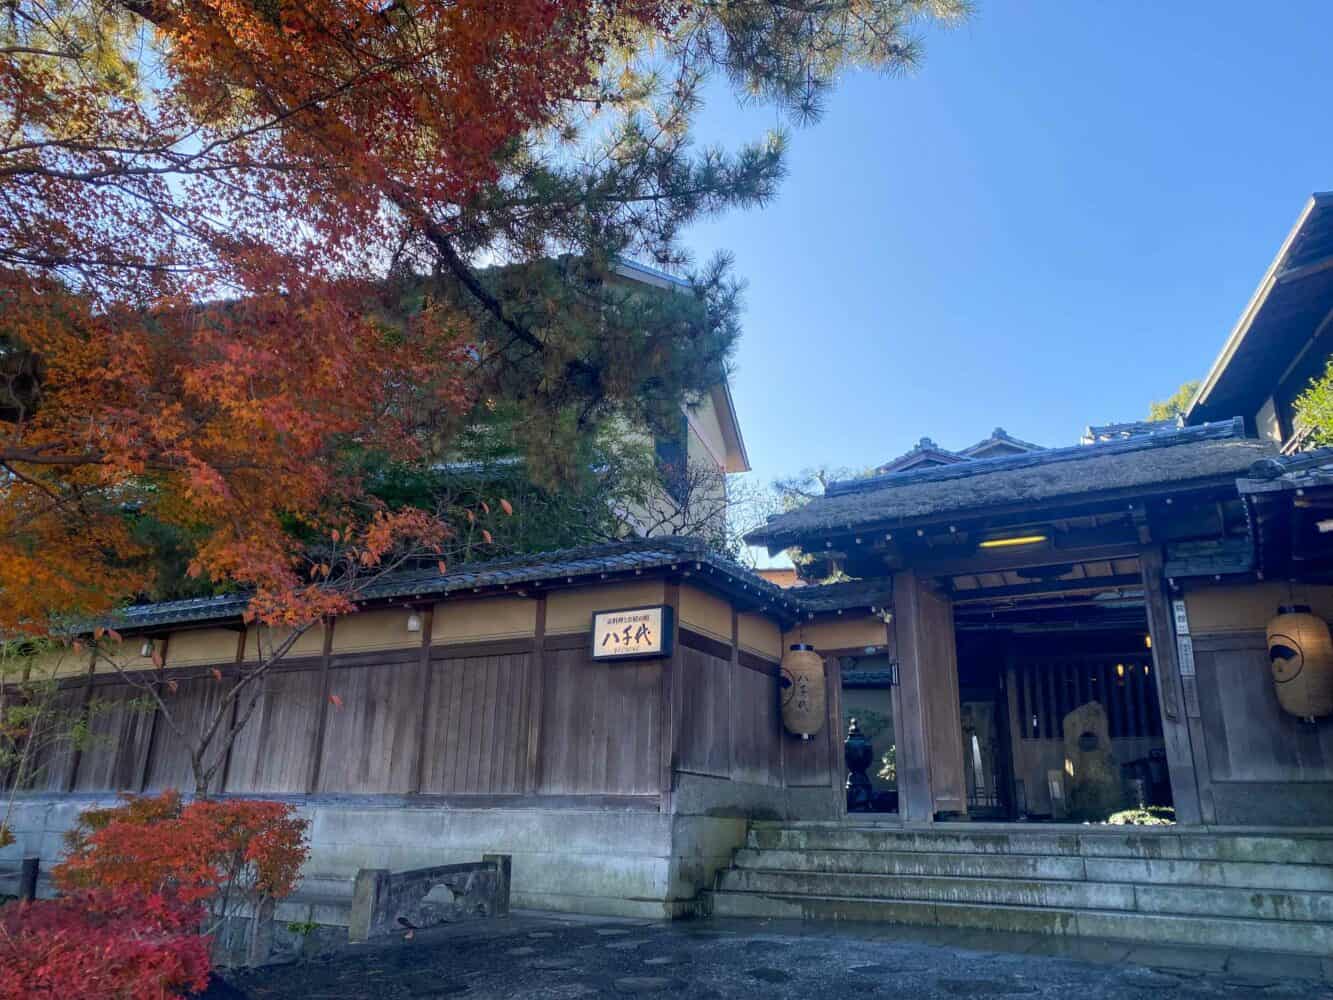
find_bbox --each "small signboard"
[591,606,673,661]
[1177,634,1196,677]
[1172,599,1191,636]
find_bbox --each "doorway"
[839,652,899,814]
[946,550,1175,822]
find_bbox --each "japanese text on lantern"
[591,606,673,660]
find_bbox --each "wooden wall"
[5,584,834,809]
[538,642,662,795]
[1177,582,1333,825]
[421,650,532,795]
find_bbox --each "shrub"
[55,791,309,934]
[1106,805,1175,826]
[0,888,211,1000]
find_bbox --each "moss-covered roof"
[747,419,1275,551]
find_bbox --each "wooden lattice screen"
[1015,655,1161,741]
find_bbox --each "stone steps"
[731,847,1333,891]
[745,822,1333,864]
[718,867,1333,923]
[708,890,1333,957]
[708,823,1333,956]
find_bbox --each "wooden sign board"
[1172,599,1191,636]
[590,606,673,661]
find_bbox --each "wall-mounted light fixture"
[978,533,1048,550]
[1144,633,1152,649]
[406,613,423,633]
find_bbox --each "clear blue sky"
[682,2,1333,535]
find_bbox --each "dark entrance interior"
[949,560,1170,821]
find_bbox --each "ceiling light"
[979,534,1048,549]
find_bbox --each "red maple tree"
[0,0,676,632]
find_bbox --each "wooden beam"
[949,574,1142,604]
[1162,537,1254,579]
[1275,252,1333,285]
[900,542,1141,579]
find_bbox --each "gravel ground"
[222,914,1333,1000]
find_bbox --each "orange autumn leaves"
[1,0,673,634]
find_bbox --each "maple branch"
[0,447,104,467]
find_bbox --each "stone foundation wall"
[0,794,756,920]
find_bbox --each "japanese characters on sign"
[591,606,673,660]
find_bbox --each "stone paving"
[223,912,1333,1000]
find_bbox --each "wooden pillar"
[892,569,967,823]
[1003,654,1023,818]
[1139,547,1206,825]
[826,655,844,799]
[137,635,170,793]
[305,621,336,795]
[216,627,250,794]
[410,607,435,794]
[525,596,547,794]
[659,582,682,812]
[727,608,738,780]
[62,649,97,793]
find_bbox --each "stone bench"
[349,854,511,944]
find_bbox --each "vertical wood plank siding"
[730,657,783,786]
[317,657,428,794]
[73,687,156,793]
[538,647,661,795]
[21,685,86,792]
[675,646,731,778]
[1193,631,1333,782]
[224,669,325,794]
[143,676,229,793]
[7,598,818,803]
[420,652,531,795]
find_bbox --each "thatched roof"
[747,418,1276,551]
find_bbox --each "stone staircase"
[708,821,1333,956]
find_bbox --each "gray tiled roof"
[791,579,894,614]
[747,419,1275,550]
[107,537,888,634]
[1236,446,1333,495]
